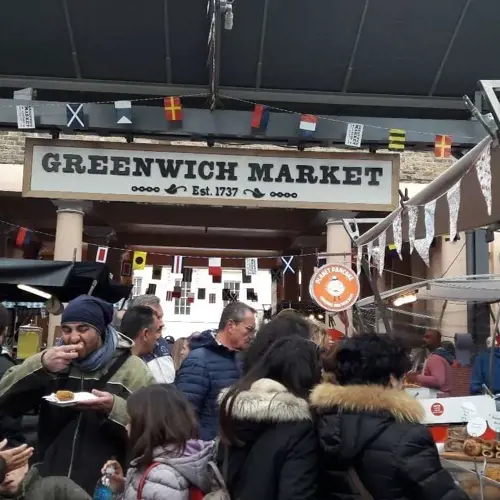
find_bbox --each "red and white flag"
[96,246,109,263]
[208,257,222,277]
[172,255,184,274]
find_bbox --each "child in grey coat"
[102,385,214,500]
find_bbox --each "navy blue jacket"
[471,348,500,394]
[175,330,242,440]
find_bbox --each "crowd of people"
[0,294,473,499]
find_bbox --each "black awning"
[0,259,132,304]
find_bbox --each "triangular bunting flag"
[96,246,109,264]
[115,101,132,125]
[66,103,85,128]
[414,239,430,266]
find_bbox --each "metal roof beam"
[162,0,173,83]
[0,75,468,110]
[255,0,271,88]
[61,0,82,79]
[428,0,471,96]
[0,97,484,147]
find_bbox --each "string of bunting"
[11,89,480,154]
[356,138,493,276]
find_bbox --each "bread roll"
[449,426,468,440]
[463,439,482,457]
[55,390,74,402]
[445,439,464,452]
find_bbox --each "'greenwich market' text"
[40,153,384,186]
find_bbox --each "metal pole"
[489,308,500,394]
[361,257,393,338]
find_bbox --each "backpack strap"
[97,351,130,389]
[137,462,160,500]
[347,468,374,500]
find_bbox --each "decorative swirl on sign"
[131,186,160,193]
[164,184,187,195]
[270,192,297,198]
[243,188,266,199]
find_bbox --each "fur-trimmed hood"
[219,378,311,423]
[311,383,425,466]
[310,383,424,423]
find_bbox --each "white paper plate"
[43,392,98,407]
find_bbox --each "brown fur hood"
[310,383,424,423]
[219,378,311,423]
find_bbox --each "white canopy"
[356,274,500,307]
[356,136,498,246]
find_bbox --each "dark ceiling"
[0,0,498,118]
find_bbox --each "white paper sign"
[489,412,500,432]
[245,258,258,276]
[345,123,364,148]
[16,105,35,130]
[467,417,488,437]
[461,401,477,421]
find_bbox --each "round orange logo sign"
[309,264,360,312]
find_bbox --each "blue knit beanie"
[61,295,114,335]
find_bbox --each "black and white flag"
[66,103,85,128]
[115,100,132,125]
[16,105,35,129]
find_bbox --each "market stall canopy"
[356,274,500,308]
[0,259,132,303]
[356,137,498,247]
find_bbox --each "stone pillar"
[47,201,90,347]
[326,219,353,336]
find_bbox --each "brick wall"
[0,130,454,184]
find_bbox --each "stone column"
[326,219,353,336]
[47,200,90,347]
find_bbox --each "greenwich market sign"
[23,139,399,210]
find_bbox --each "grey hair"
[129,295,161,308]
[218,302,255,330]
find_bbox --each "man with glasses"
[175,302,256,440]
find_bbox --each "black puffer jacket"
[219,378,318,500]
[310,383,469,500]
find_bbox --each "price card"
[489,412,500,432]
[461,401,477,421]
[467,417,488,437]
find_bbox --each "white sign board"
[24,139,399,210]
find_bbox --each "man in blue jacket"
[470,336,500,395]
[175,302,256,440]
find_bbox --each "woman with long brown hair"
[171,337,190,371]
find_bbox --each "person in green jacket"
[0,463,90,500]
[0,295,155,495]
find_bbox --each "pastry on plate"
[463,439,482,457]
[55,390,74,402]
[445,439,464,452]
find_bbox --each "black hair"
[218,302,255,331]
[220,336,321,445]
[243,315,312,374]
[0,304,8,337]
[120,306,156,340]
[323,333,411,387]
[127,385,198,468]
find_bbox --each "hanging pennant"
[392,212,403,259]
[414,239,430,266]
[16,105,35,129]
[475,143,492,215]
[446,181,461,242]
[423,199,437,254]
[366,241,373,263]
[245,257,258,276]
[407,206,418,255]
[356,246,362,276]
[345,123,364,148]
[96,246,109,264]
[376,231,386,276]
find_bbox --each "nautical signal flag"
[96,246,109,264]
[15,227,32,248]
[435,135,452,158]
[172,255,184,274]
[115,101,132,125]
[208,257,222,277]
[164,97,183,122]
[251,104,270,133]
[16,105,35,130]
[299,114,317,137]
[388,129,406,151]
[66,104,85,128]
[132,251,147,271]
